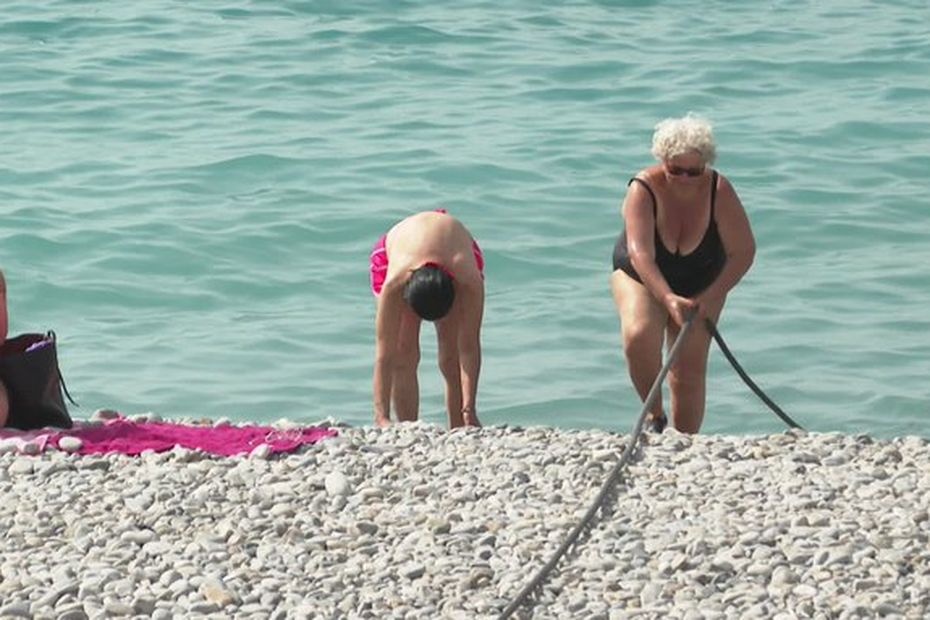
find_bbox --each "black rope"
[705,318,802,430]
[498,315,800,617]
[497,313,698,619]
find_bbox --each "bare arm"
[457,277,484,425]
[373,282,402,425]
[698,175,756,311]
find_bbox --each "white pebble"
[324,470,351,496]
[249,444,272,460]
[58,437,84,453]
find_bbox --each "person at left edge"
[370,210,485,429]
[0,270,10,427]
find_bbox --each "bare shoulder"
[629,166,663,194]
[374,279,406,327]
[0,270,6,293]
[377,272,406,300]
[714,172,745,212]
[624,167,660,215]
[450,246,484,289]
[638,165,664,181]
[452,267,484,321]
[713,172,754,243]
[458,268,485,293]
[715,172,746,221]
[444,216,480,272]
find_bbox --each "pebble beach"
[1,422,929,619]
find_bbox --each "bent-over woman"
[371,210,485,428]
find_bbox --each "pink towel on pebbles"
[51,419,337,457]
[0,430,53,454]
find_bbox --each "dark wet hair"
[403,264,455,321]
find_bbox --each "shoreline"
[2,422,928,618]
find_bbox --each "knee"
[622,322,659,361]
[394,345,420,373]
[438,351,458,379]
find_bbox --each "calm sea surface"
[2,0,928,437]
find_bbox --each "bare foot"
[463,409,481,428]
[647,411,667,433]
[375,416,391,429]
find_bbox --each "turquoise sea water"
[2,1,928,437]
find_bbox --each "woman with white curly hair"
[611,114,756,434]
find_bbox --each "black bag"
[0,331,74,430]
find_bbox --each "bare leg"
[0,380,8,428]
[0,275,6,427]
[666,296,726,433]
[611,270,668,424]
[392,310,422,422]
[436,317,464,428]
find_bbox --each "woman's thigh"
[610,270,667,347]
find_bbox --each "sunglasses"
[666,165,705,177]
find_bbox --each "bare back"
[383,211,482,288]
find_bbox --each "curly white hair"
[651,114,717,165]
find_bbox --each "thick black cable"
[705,318,803,430]
[498,315,799,618]
[497,313,698,619]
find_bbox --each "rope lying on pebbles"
[500,315,809,617]
[0,325,912,618]
[499,313,698,618]
[1,425,929,618]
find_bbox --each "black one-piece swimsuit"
[612,171,726,297]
